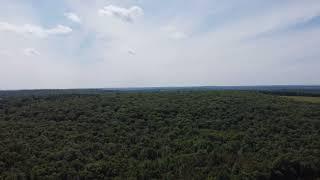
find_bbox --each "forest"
[0,91,319,179]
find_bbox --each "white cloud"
[23,48,40,56]
[98,5,143,22]
[64,12,81,23]
[0,22,72,38]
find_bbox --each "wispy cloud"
[208,1,320,42]
[163,26,188,39]
[23,48,40,56]
[0,22,72,38]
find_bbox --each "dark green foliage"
[0,91,319,179]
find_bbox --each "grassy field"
[282,96,320,103]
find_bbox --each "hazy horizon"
[2,84,320,91]
[1,0,320,89]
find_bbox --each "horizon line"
[1,84,320,91]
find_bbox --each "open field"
[282,96,320,103]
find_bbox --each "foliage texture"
[0,91,319,179]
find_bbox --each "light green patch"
[282,96,320,103]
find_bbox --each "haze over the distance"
[0,0,320,89]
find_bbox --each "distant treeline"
[0,89,115,98]
[1,86,320,98]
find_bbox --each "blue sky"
[0,0,320,89]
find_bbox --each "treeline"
[0,89,115,98]
[0,91,319,179]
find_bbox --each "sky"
[0,0,320,89]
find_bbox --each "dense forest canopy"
[0,91,319,179]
